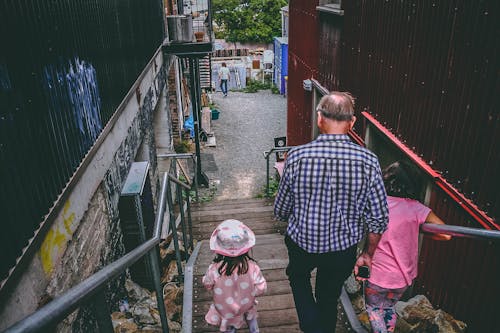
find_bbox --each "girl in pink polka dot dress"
[202,219,267,333]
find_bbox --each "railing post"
[149,246,170,333]
[265,151,270,198]
[184,188,194,252]
[166,180,184,279]
[93,291,114,333]
[176,183,190,261]
[193,155,199,203]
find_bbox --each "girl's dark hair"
[214,253,256,276]
[382,160,419,200]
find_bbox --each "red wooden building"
[286,1,499,331]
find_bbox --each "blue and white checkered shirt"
[274,134,388,253]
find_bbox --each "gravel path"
[200,90,287,200]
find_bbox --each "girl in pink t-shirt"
[364,161,451,333]
[202,219,267,333]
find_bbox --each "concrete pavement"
[200,90,287,200]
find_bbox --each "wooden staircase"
[199,55,212,91]
[189,198,300,332]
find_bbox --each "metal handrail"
[420,223,500,241]
[342,222,500,333]
[3,153,199,333]
[263,146,293,197]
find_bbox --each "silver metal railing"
[342,222,500,333]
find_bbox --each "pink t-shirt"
[369,196,431,289]
[202,261,267,331]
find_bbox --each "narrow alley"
[201,90,287,199]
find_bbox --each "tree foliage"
[212,0,288,43]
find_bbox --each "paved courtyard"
[200,90,287,200]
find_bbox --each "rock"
[357,311,371,329]
[111,311,135,330]
[168,320,182,332]
[113,320,139,333]
[126,279,152,303]
[434,309,467,332]
[140,325,162,332]
[163,282,183,321]
[132,304,157,325]
[395,295,467,333]
[344,274,361,294]
[112,312,127,321]
[350,294,365,313]
[162,261,183,284]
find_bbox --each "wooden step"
[192,198,273,211]
[192,308,299,332]
[192,219,279,240]
[190,199,306,333]
[192,206,274,222]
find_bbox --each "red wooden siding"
[286,0,320,145]
[317,0,499,222]
[416,187,500,332]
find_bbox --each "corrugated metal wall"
[286,0,319,145]
[311,0,498,331]
[415,187,500,332]
[0,0,165,281]
[318,0,498,222]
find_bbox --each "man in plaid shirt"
[274,91,388,333]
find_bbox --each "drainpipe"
[175,58,184,135]
[177,0,184,15]
[188,57,209,187]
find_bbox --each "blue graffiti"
[43,58,102,149]
[0,64,12,91]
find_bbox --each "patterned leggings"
[224,316,259,333]
[364,281,406,333]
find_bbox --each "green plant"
[243,79,273,93]
[183,182,218,203]
[174,139,192,153]
[270,85,280,94]
[212,0,288,44]
[256,175,281,198]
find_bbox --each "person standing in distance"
[218,62,230,97]
[274,91,389,333]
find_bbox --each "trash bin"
[211,109,220,120]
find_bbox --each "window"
[317,0,344,16]
[319,0,341,8]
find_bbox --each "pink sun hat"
[209,219,256,257]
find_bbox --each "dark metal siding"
[286,0,319,145]
[0,0,164,280]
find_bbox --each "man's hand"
[354,252,372,281]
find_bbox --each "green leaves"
[212,0,288,43]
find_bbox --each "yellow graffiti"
[40,201,76,275]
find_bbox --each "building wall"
[0,51,174,331]
[286,0,320,145]
[287,1,498,331]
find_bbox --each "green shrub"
[243,79,273,93]
[256,175,281,198]
[271,85,280,94]
[174,139,192,153]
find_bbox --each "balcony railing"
[163,0,214,56]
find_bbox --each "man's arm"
[273,161,293,221]
[354,232,382,278]
[355,166,389,278]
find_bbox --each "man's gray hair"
[316,91,355,121]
